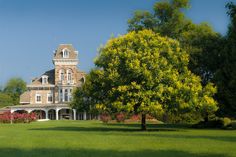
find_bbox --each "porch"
[8,104,90,120]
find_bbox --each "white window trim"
[59,69,65,81]
[67,69,73,83]
[59,89,63,102]
[47,93,53,103]
[62,49,70,58]
[64,89,69,102]
[35,94,42,104]
[42,75,48,84]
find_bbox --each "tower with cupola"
[53,44,84,103]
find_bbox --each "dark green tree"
[4,77,27,105]
[128,0,222,84]
[215,2,236,117]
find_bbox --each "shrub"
[0,111,37,123]
[231,121,236,129]
[100,113,111,123]
[223,117,231,127]
[115,113,126,123]
[130,114,140,121]
[160,112,202,124]
[192,117,232,129]
[146,114,155,120]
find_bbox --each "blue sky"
[0,0,232,86]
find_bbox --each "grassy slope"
[0,121,236,157]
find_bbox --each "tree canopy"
[0,92,13,108]
[128,0,222,84]
[72,30,218,130]
[3,77,26,105]
[214,2,236,117]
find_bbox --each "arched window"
[59,69,65,81]
[62,49,70,58]
[67,69,73,83]
[81,76,85,83]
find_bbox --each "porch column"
[83,111,87,120]
[56,108,59,120]
[10,109,14,124]
[45,110,49,119]
[27,109,32,113]
[73,109,76,120]
[62,89,65,102]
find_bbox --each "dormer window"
[42,75,48,84]
[62,49,70,58]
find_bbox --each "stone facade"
[21,44,86,105]
[8,44,91,120]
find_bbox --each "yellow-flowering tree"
[72,30,218,130]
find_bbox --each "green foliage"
[231,121,236,129]
[3,77,26,105]
[214,2,236,117]
[192,117,232,129]
[73,30,218,128]
[223,117,232,127]
[128,0,222,84]
[0,92,13,108]
[159,112,202,124]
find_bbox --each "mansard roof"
[27,68,86,88]
[28,69,55,87]
[53,44,78,60]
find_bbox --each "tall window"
[59,89,63,102]
[64,89,68,102]
[69,89,73,101]
[47,93,53,103]
[59,69,64,81]
[67,69,72,83]
[36,94,42,103]
[63,49,70,58]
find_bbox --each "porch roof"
[7,104,71,109]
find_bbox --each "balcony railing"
[58,80,74,85]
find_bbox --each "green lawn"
[0,121,236,157]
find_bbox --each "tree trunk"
[204,113,209,122]
[141,114,146,131]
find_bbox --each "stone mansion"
[8,44,90,120]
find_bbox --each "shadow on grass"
[30,123,236,143]
[152,134,236,143]
[107,123,191,129]
[30,123,186,132]
[30,126,181,132]
[0,148,230,157]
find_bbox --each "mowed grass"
[0,121,236,157]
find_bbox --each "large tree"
[215,2,236,117]
[4,77,26,105]
[128,0,222,85]
[72,30,217,130]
